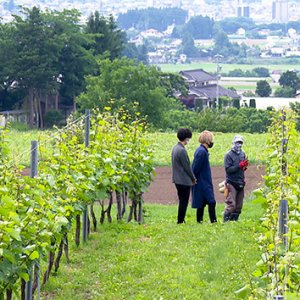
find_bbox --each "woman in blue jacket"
[192,130,217,223]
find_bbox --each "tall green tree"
[4,7,95,127]
[181,32,198,57]
[85,12,126,60]
[12,6,63,127]
[184,16,214,39]
[213,30,230,51]
[255,80,272,97]
[279,70,300,94]
[117,7,187,31]
[122,43,148,64]
[46,9,95,109]
[0,22,23,110]
[76,58,171,126]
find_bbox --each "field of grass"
[7,129,299,299]
[222,84,257,91]
[8,130,268,167]
[220,77,279,92]
[157,61,296,74]
[148,132,268,166]
[7,130,40,167]
[7,129,49,167]
[40,201,263,300]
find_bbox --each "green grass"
[40,200,263,300]
[149,132,268,166]
[7,130,41,167]
[157,62,296,74]
[7,131,268,167]
[222,84,256,91]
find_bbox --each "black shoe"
[177,220,186,224]
[223,213,231,222]
[230,213,239,221]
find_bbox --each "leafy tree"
[253,67,269,77]
[181,32,198,57]
[217,17,255,34]
[46,9,95,110]
[0,22,23,110]
[1,7,95,127]
[86,12,126,60]
[160,72,188,98]
[76,58,173,126]
[279,70,300,93]
[214,29,230,49]
[184,16,214,39]
[255,80,272,97]
[227,69,246,77]
[274,86,295,97]
[122,43,148,64]
[12,6,63,127]
[117,7,187,32]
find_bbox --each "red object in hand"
[239,159,249,171]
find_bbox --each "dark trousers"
[197,203,217,223]
[224,183,244,215]
[175,184,191,223]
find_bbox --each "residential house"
[178,69,240,109]
[270,70,282,83]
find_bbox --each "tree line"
[0,7,148,127]
[2,6,298,133]
[255,70,300,97]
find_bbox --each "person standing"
[171,128,196,224]
[191,130,217,223]
[223,135,249,222]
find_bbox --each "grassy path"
[41,201,263,299]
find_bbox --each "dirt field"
[21,165,264,205]
[143,165,264,205]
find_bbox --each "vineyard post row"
[0,109,155,300]
[250,109,300,300]
[25,141,38,300]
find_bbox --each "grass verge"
[41,200,263,300]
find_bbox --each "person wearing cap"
[171,128,197,224]
[191,130,217,223]
[223,135,249,222]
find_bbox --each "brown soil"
[21,165,264,205]
[143,165,264,205]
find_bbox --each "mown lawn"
[41,200,263,300]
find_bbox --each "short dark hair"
[177,128,192,141]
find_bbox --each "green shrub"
[274,86,294,97]
[44,110,66,128]
[161,107,272,133]
[9,121,31,131]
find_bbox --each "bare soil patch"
[21,165,264,205]
[143,165,264,205]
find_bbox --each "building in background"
[237,0,250,18]
[272,0,289,23]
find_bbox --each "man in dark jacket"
[191,130,217,223]
[171,128,196,224]
[223,135,249,222]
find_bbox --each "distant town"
[1,0,300,24]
